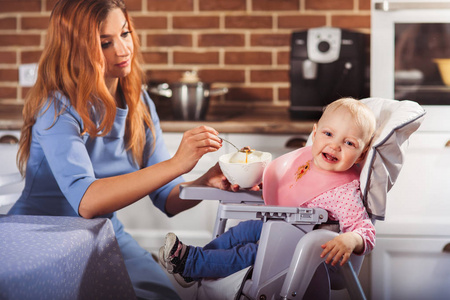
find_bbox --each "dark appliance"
[289,27,367,119]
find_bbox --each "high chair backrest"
[358,98,425,220]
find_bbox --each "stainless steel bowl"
[149,82,228,120]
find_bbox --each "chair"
[179,98,425,300]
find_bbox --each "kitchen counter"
[0,104,316,135]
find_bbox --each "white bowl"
[219,151,272,188]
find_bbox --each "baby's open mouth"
[322,152,338,162]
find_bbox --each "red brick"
[0,87,17,99]
[359,0,371,10]
[0,69,18,82]
[252,0,299,11]
[141,51,169,64]
[225,87,273,102]
[22,16,50,30]
[0,18,17,30]
[332,15,370,29]
[124,0,142,11]
[146,34,192,47]
[21,51,42,64]
[21,88,31,100]
[46,0,58,11]
[0,34,41,47]
[199,34,245,47]
[173,16,220,29]
[305,0,353,10]
[251,33,290,47]
[199,0,246,11]
[147,0,193,11]
[278,87,290,101]
[0,0,41,12]
[198,69,245,83]
[251,69,289,83]
[146,70,189,83]
[278,15,326,29]
[132,16,167,30]
[225,51,272,65]
[225,16,272,29]
[277,51,290,66]
[173,51,219,65]
[0,51,16,64]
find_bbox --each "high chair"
[179,98,425,300]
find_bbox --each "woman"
[9,0,233,298]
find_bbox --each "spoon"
[218,136,240,152]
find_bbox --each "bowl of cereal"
[219,147,272,188]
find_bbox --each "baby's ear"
[311,124,318,141]
[355,148,368,165]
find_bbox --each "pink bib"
[262,146,360,207]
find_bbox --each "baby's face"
[311,107,368,172]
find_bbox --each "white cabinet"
[0,130,23,214]
[370,107,450,300]
[372,237,450,300]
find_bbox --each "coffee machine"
[289,27,368,119]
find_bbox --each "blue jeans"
[183,220,263,279]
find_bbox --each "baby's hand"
[320,232,363,266]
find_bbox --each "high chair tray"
[219,204,329,224]
[179,184,328,224]
[179,184,263,203]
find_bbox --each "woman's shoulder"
[34,91,83,131]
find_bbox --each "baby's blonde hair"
[321,97,376,146]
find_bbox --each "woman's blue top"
[8,90,184,232]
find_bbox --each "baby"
[159,97,377,287]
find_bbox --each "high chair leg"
[279,229,339,299]
[340,262,366,300]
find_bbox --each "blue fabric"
[8,90,184,299]
[184,220,263,279]
[0,215,136,300]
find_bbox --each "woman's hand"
[320,232,364,266]
[172,126,222,174]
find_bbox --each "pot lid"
[179,71,200,83]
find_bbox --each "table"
[0,215,136,300]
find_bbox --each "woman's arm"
[79,126,222,218]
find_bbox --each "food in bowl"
[229,146,263,164]
[219,149,272,188]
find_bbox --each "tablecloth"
[0,215,136,300]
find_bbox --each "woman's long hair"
[17,0,154,175]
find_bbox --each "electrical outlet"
[19,63,38,87]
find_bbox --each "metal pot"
[149,81,228,121]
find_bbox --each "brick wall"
[0,0,370,113]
